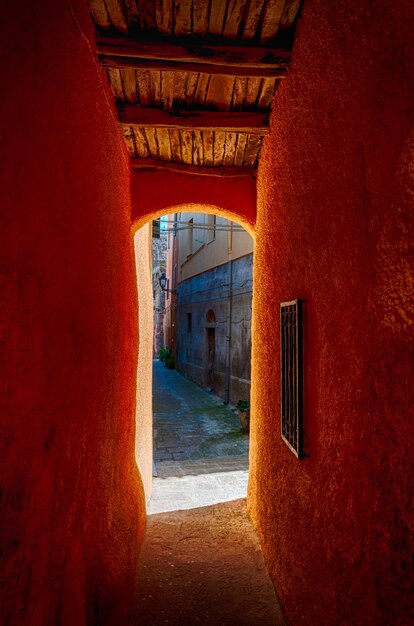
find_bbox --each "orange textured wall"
[0,1,145,624]
[134,225,154,502]
[249,1,414,625]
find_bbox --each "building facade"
[152,227,167,355]
[164,212,253,405]
[162,215,179,363]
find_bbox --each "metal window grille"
[280,299,304,459]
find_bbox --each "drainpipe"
[224,221,233,404]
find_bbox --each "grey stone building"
[176,253,253,405]
[164,213,253,405]
[152,228,167,355]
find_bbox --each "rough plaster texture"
[249,2,414,625]
[0,1,145,623]
[134,225,154,502]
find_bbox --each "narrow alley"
[130,362,283,625]
[150,359,249,514]
[2,1,413,624]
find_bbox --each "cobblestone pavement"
[152,360,249,466]
[150,360,250,513]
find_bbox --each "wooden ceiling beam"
[130,158,257,178]
[102,55,287,77]
[119,105,269,135]
[97,35,290,78]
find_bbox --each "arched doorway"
[132,205,255,508]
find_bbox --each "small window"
[280,299,304,459]
[187,313,192,333]
[205,309,216,327]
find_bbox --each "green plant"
[165,353,175,369]
[236,400,250,413]
[159,347,174,369]
[158,347,169,362]
[236,400,250,433]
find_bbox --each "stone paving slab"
[156,455,249,479]
[152,361,249,467]
[148,468,249,514]
[130,499,285,626]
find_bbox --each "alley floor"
[130,362,284,626]
[152,359,249,464]
[150,359,250,514]
[130,499,285,626]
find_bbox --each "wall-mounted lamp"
[159,272,177,295]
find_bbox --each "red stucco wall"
[249,1,414,625]
[131,170,256,233]
[0,1,145,624]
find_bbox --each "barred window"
[280,299,304,459]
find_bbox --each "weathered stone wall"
[152,233,167,354]
[176,254,253,405]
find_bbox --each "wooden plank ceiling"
[90,0,301,177]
